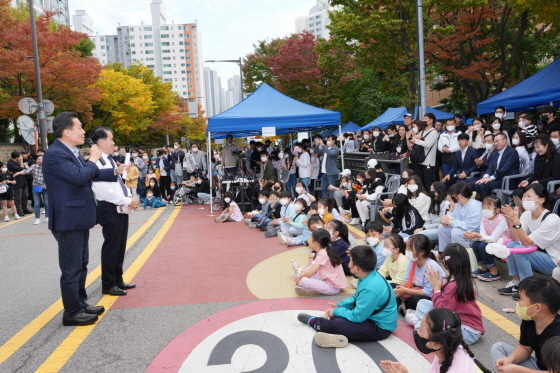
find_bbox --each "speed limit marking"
[146,299,431,373]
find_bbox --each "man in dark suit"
[43,112,119,326]
[465,133,495,189]
[442,134,478,188]
[475,133,520,198]
[91,126,139,297]
[112,146,125,164]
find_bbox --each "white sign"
[297,132,308,142]
[215,139,224,145]
[262,127,276,138]
[247,136,256,142]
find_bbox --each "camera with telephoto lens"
[231,148,245,158]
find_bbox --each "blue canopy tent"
[477,58,560,114]
[207,83,341,139]
[320,121,361,137]
[415,106,455,121]
[361,107,409,131]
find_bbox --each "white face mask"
[522,200,539,212]
[278,152,284,158]
[482,209,495,219]
[258,198,266,204]
[405,251,418,262]
[143,156,148,160]
[317,208,325,216]
[174,145,179,150]
[192,148,198,153]
[407,184,419,193]
[150,183,155,187]
[113,152,120,157]
[366,237,379,246]
[146,193,153,198]
[388,134,395,137]
[196,180,202,184]
[284,154,289,159]
[518,121,526,129]
[382,248,393,258]
[131,153,137,157]
[447,126,456,132]
[552,138,560,146]
[224,198,231,203]
[512,139,520,146]
[261,157,268,162]
[363,134,370,140]
[294,204,303,211]
[295,187,303,194]
[327,140,334,147]
[372,131,380,137]
[485,143,493,150]
[473,125,481,130]
[492,123,501,130]
[1,167,7,172]
[309,149,314,154]
[495,113,504,119]
[412,127,419,134]
[279,199,289,206]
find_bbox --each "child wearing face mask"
[406,244,484,346]
[377,234,409,286]
[394,234,445,313]
[491,275,560,373]
[0,162,20,221]
[294,182,316,206]
[363,221,386,269]
[381,308,490,373]
[265,191,295,237]
[277,198,308,241]
[317,200,334,223]
[383,193,425,241]
[143,188,166,209]
[214,192,243,223]
[326,220,351,275]
[145,165,160,186]
[281,215,324,247]
[145,177,162,199]
[467,196,510,282]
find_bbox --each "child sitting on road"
[297,245,397,348]
[214,192,243,223]
[293,228,348,296]
[277,198,308,241]
[378,234,409,286]
[406,243,485,345]
[326,219,351,275]
[542,336,560,373]
[143,188,166,209]
[364,221,386,269]
[317,199,334,223]
[280,215,324,247]
[491,274,560,373]
[244,191,269,225]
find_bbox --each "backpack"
[409,130,436,164]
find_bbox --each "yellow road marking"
[35,206,181,372]
[0,208,165,365]
[345,222,521,339]
[0,214,33,228]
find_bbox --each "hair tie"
[442,320,446,330]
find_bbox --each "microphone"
[86,138,106,165]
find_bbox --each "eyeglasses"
[494,138,506,143]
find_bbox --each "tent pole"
[208,132,215,216]
[339,124,345,170]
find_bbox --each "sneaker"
[244,219,251,225]
[265,230,278,238]
[405,309,419,326]
[398,303,407,317]
[339,215,351,223]
[498,281,519,296]
[314,332,348,348]
[286,239,296,247]
[4,216,9,222]
[512,292,521,301]
[349,218,360,225]
[297,313,314,325]
[291,260,302,276]
[248,222,258,229]
[34,219,41,225]
[278,232,287,245]
[478,272,501,282]
[471,268,488,278]
[14,214,21,220]
[294,286,320,296]
[46,218,48,223]
[350,278,358,288]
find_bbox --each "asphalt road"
[0,205,521,373]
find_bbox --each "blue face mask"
[170,187,176,190]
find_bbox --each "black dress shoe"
[22,209,33,215]
[62,312,98,326]
[117,282,136,290]
[102,286,127,296]
[84,305,105,315]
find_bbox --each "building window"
[161,42,170,46]
[181,70,186,74]
[182,77,186,81]
[160,26,169,30]
[161,34,169,38]
[177,26,182,30]
[179,41,184,45]
[145,35,152,39]
[130,43,135,47]
[164,71,172,75]
[130,51,134,55]
[144,26,152,31]
[185,56,191,61]
[316,22,321,25]
[316,27,321,31]
[163,64,171,67]
[309,17,313,21]
[187,71,192,75]
[147,65,155,68]
[188,92,193,96]
[183,92,188,95]
[183,25,189,31]
[185,63,192,68]
[185,42,190,46]
[164,78,172,82]
[130,35,134,40]
[309,24,313,28]
[185,49,191,53]
[187,78,193,82]
[162,50,170,53]
[146,57,155,61]
[145,50,154,54]
[145,42,153,47]
[180,56,185,60]
[179,34,183,38]
[316,15,321,19]
[163,57,171,60]
[188,85,193,89]
[100,37,105,41]
[102,53,106,56]
[101,45,105,49]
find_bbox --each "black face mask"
[400,177,408,185]
[429,191,436,199]
[541,114,549,122]
[413,330,440,354]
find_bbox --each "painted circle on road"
[146,299,431,373]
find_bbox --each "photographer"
[316,135,340,198]
[221,134,240,177]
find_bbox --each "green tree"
[74,38,95,57]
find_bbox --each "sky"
[69,0,318,84]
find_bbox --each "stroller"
[173,185,200,206]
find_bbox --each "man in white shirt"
[410,113,439,190]
[438,118,461,176]
[91,126,139,297]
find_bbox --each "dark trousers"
[396,294,431,310]
[52,229,90,316]
[414,164,436,190]
[475,179,502,198]
[97,201,129,289]
[12,186,28,215]
[137,177,145,198]
[159,175,171,199]
[312,317,392,342]
[472,240,497,267]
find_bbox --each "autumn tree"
[0,0,102,141]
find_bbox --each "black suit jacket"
[485,146,520,180]
[448,146,479,176]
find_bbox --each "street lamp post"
[416,0,427,119]
[204,58,244,102]
[27,0,47,149]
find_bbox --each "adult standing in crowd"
[112,146,125,164]
[409,114,439,191]
[7,151,31,216]
[316,135,340,198]
[438,118,461,177]
[91,126,139,297]
[221,134,240,177]
[43,112,118,326]
[541,105,560,135]
[189,142,207,177]
[132,149,145,197]
[157,149,171,200]
[13,154,48,225]
[170,140,185,185]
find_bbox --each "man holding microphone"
[43,113,120,326]
[90,126,139,296]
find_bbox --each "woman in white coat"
[295,143,312,192]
